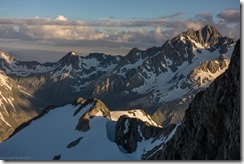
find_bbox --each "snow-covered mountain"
[0,25,239,160]
[91,24,235,125]
[149,39,240,160]
[0,51,121,142]
[0,98,178,160]
[0,24,236,142]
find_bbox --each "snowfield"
[0,101,176,160]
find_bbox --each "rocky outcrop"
[66,137,83,148]
[114,115,174,153]
[150,39,240,160]
[75,99,111,132]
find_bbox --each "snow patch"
[186,35,204,49]
[123,119,129,134]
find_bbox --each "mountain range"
[0,24,236,146]
[0,38,240,160]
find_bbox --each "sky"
[0,0,241,62]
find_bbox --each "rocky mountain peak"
[124,47,142,63]
[202,24,222,36]
[61,51,79,59]
[173,24,224,47]
[150,39,240,160]
[129,47,139,53]
[199,24,222,44]
[70,51,77,56]
[58,51,80,68]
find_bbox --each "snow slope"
[0,99,176,160]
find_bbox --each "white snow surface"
[111,110,160,127]
[0,102,171,160]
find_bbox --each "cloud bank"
[0,8,240,61]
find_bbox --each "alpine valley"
[0,25,240,160]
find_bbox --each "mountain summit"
[58,51,80,69]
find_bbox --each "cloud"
[216,9,240,23]
[0,9,240,59]
[55,15,68,21]
[155,26,163,41]
[17,25,108,40]
[185,21,203,30]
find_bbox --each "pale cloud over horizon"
[0,8,240,62]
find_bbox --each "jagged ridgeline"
[0,38,239,160]
[0,25,236,144]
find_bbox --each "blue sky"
[0,0,241,62]
[0,0,239,20]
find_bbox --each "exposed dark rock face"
[66,137,83,148]
[75,98,111,132]
[53,154,61,160]
[58,51,80,69]
[150,39,240,160]
[114,115,171,153]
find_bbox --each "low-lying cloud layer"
[0,9,240,61]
